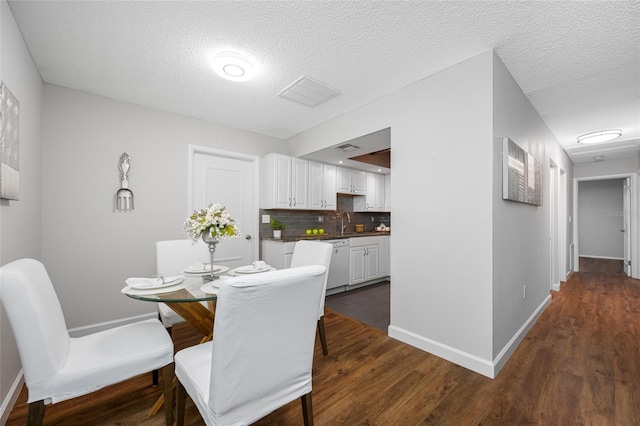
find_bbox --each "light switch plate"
[262,214,271,224]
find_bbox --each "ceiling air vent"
[278,76,341,107]
[334,143,359,152]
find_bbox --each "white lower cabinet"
[349,236,380,285]
[261,240,296,270]
[379,235,390,277]
[263,235,390,290]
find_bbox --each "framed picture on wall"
[0,81,20,200]
[502,137,542,206]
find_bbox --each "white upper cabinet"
[354,172,385,212]
[260,153,308,209]
[309,161,336,210]
[384,174,391,212]
[337,167,366,195]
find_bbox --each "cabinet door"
[365,245,379,281]
[308,161,324,209]
[274,154,292,208]
[350,247,366,285]
[365,173,377,210]
[336,167,352,193]
[352,170,366,194]
[291,158,309,209]
[384,174,391,212]
[379,236,390,276]
[323,163,337,210]
[374,173,385,211]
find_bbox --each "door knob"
[245,235,252,240]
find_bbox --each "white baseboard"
[388,294,552,379]
[492,294,551,375]
[579,255,624,260]
[1,371,24,425]
[68,312,158,337]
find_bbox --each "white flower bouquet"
[184,204,240,243]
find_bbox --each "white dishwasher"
[325,239,350,290]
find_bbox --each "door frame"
[549,161,567,291]
[572,173,638,278]
[623,177,632,275]
[187,144,260,262]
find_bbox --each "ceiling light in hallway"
[577,129,622,144]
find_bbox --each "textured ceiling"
[7,1,640,163]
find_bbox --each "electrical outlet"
[523,285,527,299]
[261,214,270,224]
[318,216,324,223]
[371,217,374,222]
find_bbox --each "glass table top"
[123,274,220,303]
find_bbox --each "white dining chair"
[155,239,211,333]
[290,240,333,355]
[174,265,326,426]
[0,258,175,426]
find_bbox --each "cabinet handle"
[293,197,296,206]
[288,197,292,207]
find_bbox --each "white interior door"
[189,146,258,269]
[623,177,631,276]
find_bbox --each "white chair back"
[155,239,212,328]
[209,265,326,424]
[289,240,333,316]
[0,259,71,391]
[156,239,210,276]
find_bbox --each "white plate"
[184,265,229,275]
[200,283,220,295]
[184,264,222,275]
[127,277,184,290]
[122,281,188,296]
[234,265,271,274]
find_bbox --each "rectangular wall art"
[0,81,20,200]
[502,137,541,206]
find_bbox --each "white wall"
[578,179,624,259]
[289,52,496,373]
[491,52,573,365]
[40,84,286,329]
[574,157,639,178]
[0,0,43,420]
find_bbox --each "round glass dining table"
[122,265,276,336]
[123,270,227,336]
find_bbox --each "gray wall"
[0,0,43,419]
[491,52,573,362]
[578,179,624,259]
[40,85,286,328]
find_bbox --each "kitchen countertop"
[261,231,390,242]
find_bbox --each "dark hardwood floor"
[6,259,639,425]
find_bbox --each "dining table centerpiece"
[184,204,240,281]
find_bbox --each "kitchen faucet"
[341,212,351,235]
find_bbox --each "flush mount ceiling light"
[211,51,255,82]
[577,129,622,144]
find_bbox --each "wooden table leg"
[148,299,216,417]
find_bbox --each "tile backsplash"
[259,195,391,239]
